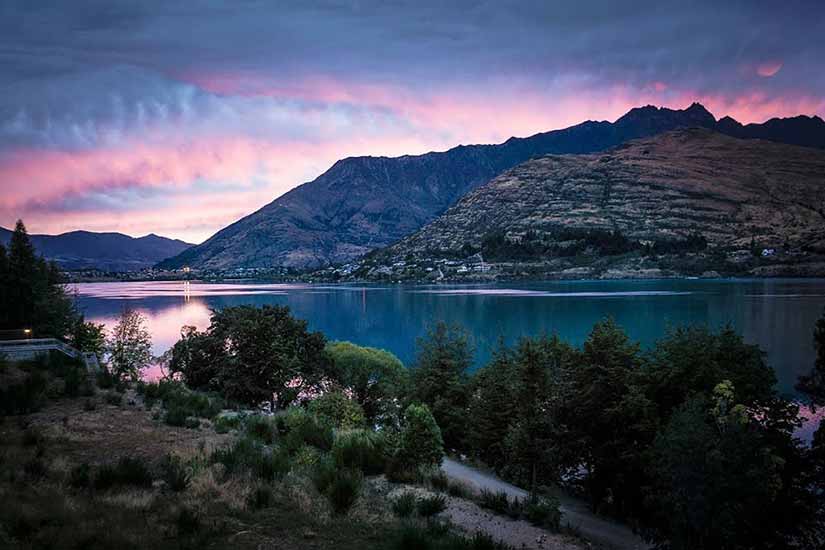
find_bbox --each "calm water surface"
[73,278,825,436]
[72,278,825,394]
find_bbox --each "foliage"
[416,493,447,518]
[478,489,510,515]
[326,341,409,423]
[411,322,472,450]
[68,463,92,489]
[325,468,363,515]
[394,403,444,473]
[167,305,331,408]
[0,370,47,415]
[523,495,562,532]
[68,316,106,357]
[93,457,153,491]
[391,492,418,518]
[106,308,152,382]
[797,307,825,408]
[307,390,366,429]
[0,220,77,339]
[244,414,278,444]
[160,454,191,492]
[211,437,289,482]
[247,484,274,510]
[278,406,334,453]
[332,428,387,474]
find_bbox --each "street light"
[23,328,32,339]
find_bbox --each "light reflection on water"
[73,278,825,440]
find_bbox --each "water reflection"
[73,278,825,399]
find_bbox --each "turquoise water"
[73,278,825,399]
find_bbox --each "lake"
[73,278,825,436]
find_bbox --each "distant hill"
[363,129,825,279]
[158,103,825,271]
[0,228,193,271]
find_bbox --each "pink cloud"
[756,61,783,77]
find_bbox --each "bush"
[429,470,449,492]
[176,507,200,536]
[391,492,417,518]
[447,480,472,499]
[211,437,289,481]
[93,456,153,491]
[332,429,387,474]
[326,468,363,515]
[307,390,366,429]
[478,489,510,515]
[83,398,97,411]
[68,463,91,489]
[417,493,447,518]
[0,371,47,415]
[311,455,338,493]
[164,406,188,427]
[247,484,274,510]
[24,456,48,479]
[22,426,43,447]
[105,391,124,406]
[395,404,443,471]
[161,455,191,492]
[524,495,562,532]
[244,415,277,444]
[278,407,334,453]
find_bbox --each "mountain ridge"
[0,227,193,272]
[158,103,825,271]
[358,129,825,280]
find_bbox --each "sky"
[1,1,824,244]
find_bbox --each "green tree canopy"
[106,308,152,381]
[308,390,366,429]
[410,321,472,450]
[325,341,408,423]
[396,403,444,470]
[167,305,332,408]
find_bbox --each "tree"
[396,403,444,470]
[325,341,409,423]
[106,309,152,381]
[556,318,653,517]
[410,321,472,451]
[468,339,517,469]
[167,305,332,408]
[69,315,106,357]
[0,220,76,337]
[797,308,825,408]
[308,390,366,429]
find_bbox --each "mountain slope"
[159,103,825,270]
[367,130,825,278]
[0,228,193,271]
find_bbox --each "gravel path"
[442,458,650,550]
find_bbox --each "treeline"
[462,228,707,261]
[165,299,825,549]
[414,320,825,549]
[0,220,104,353]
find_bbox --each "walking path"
[442,458,650,550]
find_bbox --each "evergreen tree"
[468,339,516,469]
[410,321,472,451]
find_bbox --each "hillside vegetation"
[362,129,825,280]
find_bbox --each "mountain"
[362,129,825,280]
[0,228,193,271]
[159,103,825,271]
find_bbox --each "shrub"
[244,415,277,444]
[395,404,443,471]
[164,406,188,427]
[24,456,48,479]
[247,484,274,510]
[83,398,97,411]
[184,417,201,429]
[162,455,191,492]
[429,470,449,492]
[279,407,334,453]
[523,495,562,532]
[326,468,363,515]
[93,456,153,491]
[68,463,91,489]
[176,507,200,536]
[63,366,84,397]
[311,455,338,494]
[307,390,366,429]
[332,429,387,474]
[0,371,47,415]
[22,426,43,447]
[417,493,447,518]
[478,489,510,515]
[105,391,124,406]
[447,479,472,499]
[211,437,289,481]
[213,413,242,434]
[391,492,418,518]
[96,369,117,390]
